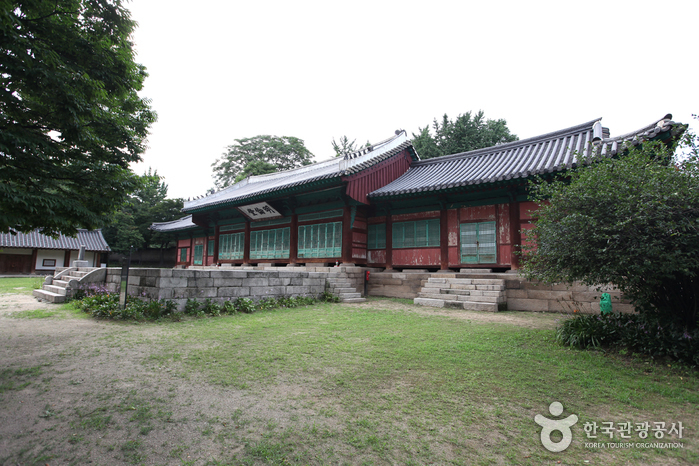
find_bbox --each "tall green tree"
[411,111,517,159]
[212,136,313,188]
[0,0,157,237]
[331,135,371,158]
[522,130,698,329]
[102,170,183,254]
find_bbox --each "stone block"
[209,270,248,279]
[302,278,323,286]
[521,281,552,291]
[506,298,549,312]
[269,277,292,286]
[285,286,310,295]
[172,269,198,278]
[244,277,269,287]
[414,297,446,308]
[188,278,214,288]
[217,287,251,297]
[213,278,243,287]
[143,276,157,287]
[250,286,283,296]
[278,271,309,278]
[527,290,573,301]
[127,275,141,286]
[172,287,217,299]
[571,291,603,303]
[506,289,528,298]
[158,277,188,288]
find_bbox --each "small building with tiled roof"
[152,114,685,271]
[0,229,110,274]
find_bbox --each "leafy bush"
[76,291,333,322]
[523,132,699,331]
[74,289,176,321]
[557,313,699,366]
[319,291,340,303]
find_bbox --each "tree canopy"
[411,111,517,159]
[211,135,313,188]
[101,169,183,254]
[522,130,698,329]
[0,0,156,237]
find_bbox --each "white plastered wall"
[35,250,65,271]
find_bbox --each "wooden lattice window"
[297,222,342,258]
[250,228,290,259]
[219,232,244,260]
[367,223,386,249]
[460,222,497,264]
[392,219,440,248]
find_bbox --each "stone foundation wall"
[367,271,432,299]
[105,268,331,311]
[504,278,634,314]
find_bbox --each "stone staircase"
[414,276,507,312]
[33,267,105,304]
[326,276,366,303]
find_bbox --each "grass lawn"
[0,276,45,295]
[0,291,696,465]
[145,300,698,465]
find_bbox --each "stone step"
[414,297,447,308]
[442,289,471,296]
[328,287,357,293]
[460,268,493,273]
[32,289,66,304]
[52,280,71,288]
[341,297,366,303]
[338,292,362,299]
[418,292,459,301]
[456,294,506,304]
[460,301,501,312]
[43,285,67,295]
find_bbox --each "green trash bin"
[600,293,612,315]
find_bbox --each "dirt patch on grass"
[343,297,563,329]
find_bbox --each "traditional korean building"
[0,229,110,274]
[152,115,684,271]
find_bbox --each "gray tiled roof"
[150,215,196,232]
[184,131,415,212]
[0,229,111,251]
[369,115,683,199]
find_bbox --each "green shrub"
[319,291,340,303]
[184,298,202,316]
[557,313,699,366]
[234,297,256,314]
[201,298,222,316]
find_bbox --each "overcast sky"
[127,0,698,200]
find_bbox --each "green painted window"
[207,239,214,256]
[298,222,342,258]
[460,222,497,264]
[367,223,386,249]
[179,248,188,262]
[250,227,290,259]
[392,219,440,248]
[219,232,244,260]
[193,244,204,265]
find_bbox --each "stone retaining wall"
[105,268,330,311]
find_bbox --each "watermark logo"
[535,401,579,452]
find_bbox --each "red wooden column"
[289,213,298,265]
[385,211,393,270]
[188,236,194,267]
[243,220,251,265]
[341,206,352,264]
[213,224,220,264]
[439,205,449,271]
[509,198,522,269]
